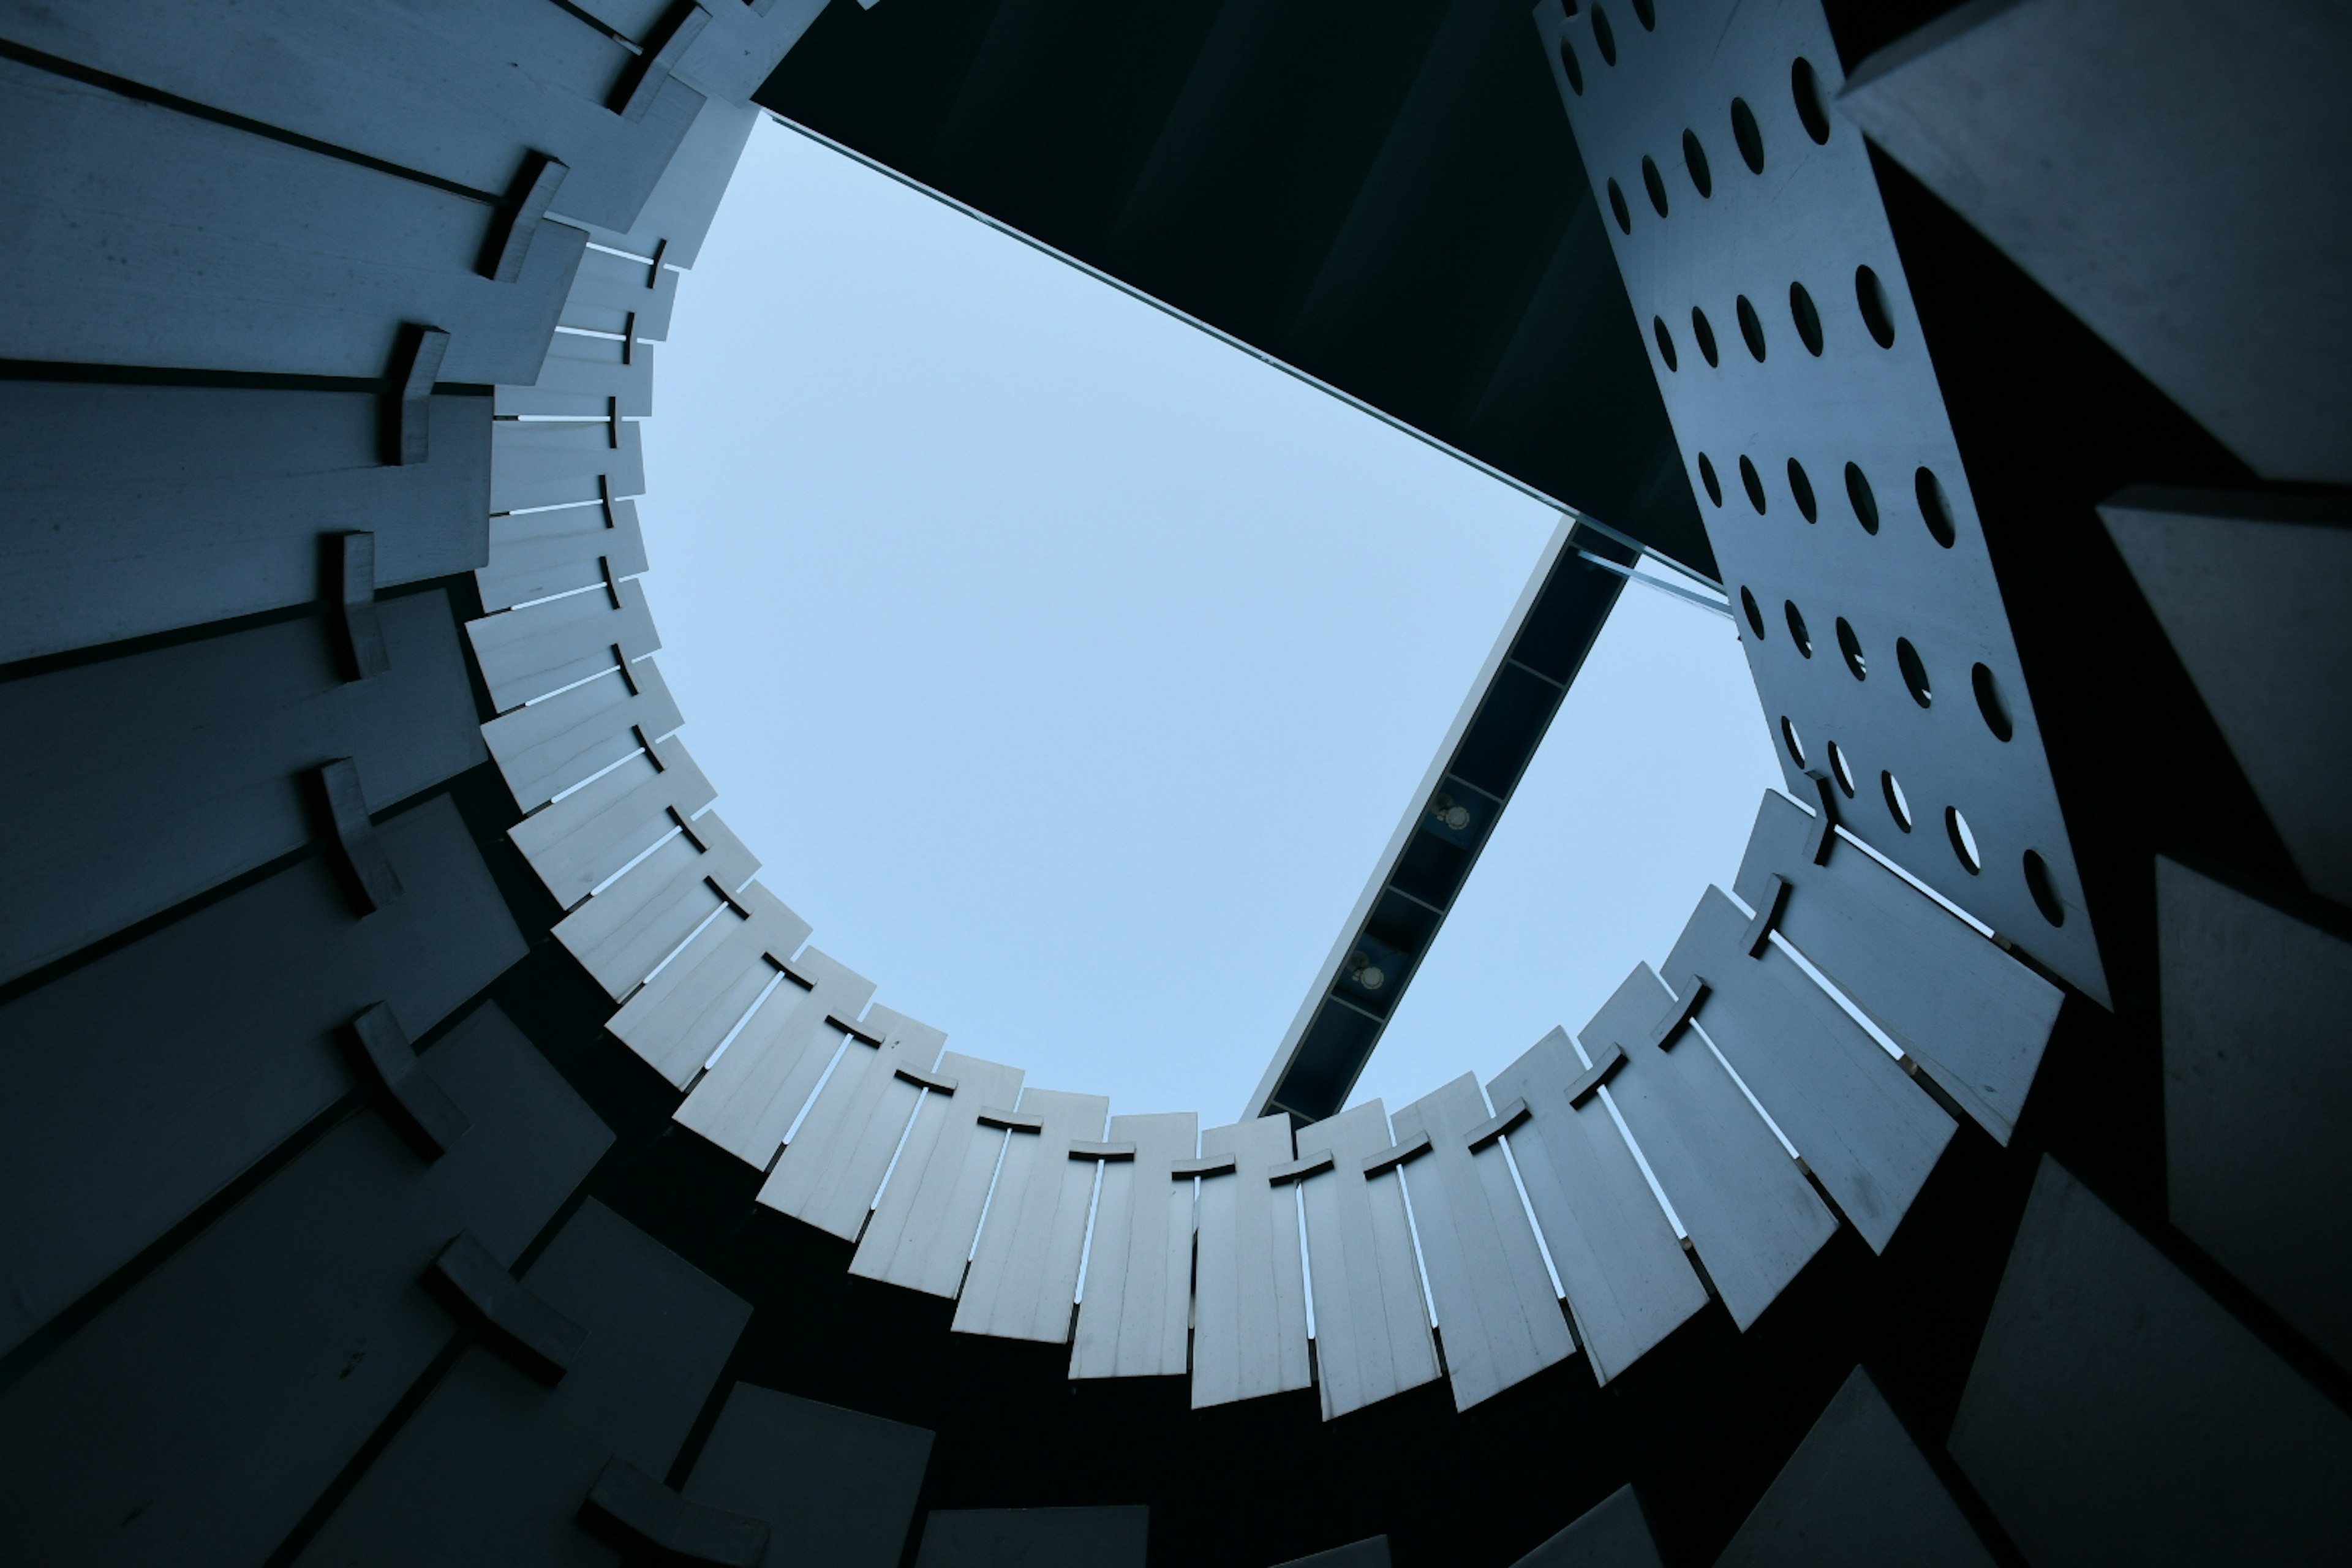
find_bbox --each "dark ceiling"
[758,0,1717,576]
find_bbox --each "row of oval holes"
[1741,587,2013,746]
[1548,6,2065,931]
[1551,7,2067,934]
[1558,17,1839,192]
[1702,453,1959,551]
[1774,717,2067,927]
[1654,269,1898,371]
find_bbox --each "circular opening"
[1896,637,1932,706]
[1972,662,2013,742]
[1882,770,1913,832]
[1740,585,1765,639]
[1826,739,1856,797]
[1736,294,1766,360]
[1789,281,1823,355]
[1593,6,1618,66]
[1630,0,1655,29]
[1945,805,1982,875]
[1691,306,1719,366]
[1607,178,1632,234]
[1781,716,1807,767]
[1558,38,1585,95]
[1731,97,1765,173]
[1787,457,1818,522]
[1651,315,1678,371]
[1835,617,1867,679]
[1682,129,1713,198]
[1783,600,1812,656]
[1792,56,1831,144]
[1642,155,1670,217]
[1738,454,1767,513]
[1856,265,1896,349]
[1844,461,1880,534]
[1915,466,1957,548]
[1697,451,1724,507]
[2023,849,2066,926]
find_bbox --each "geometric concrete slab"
[2158,858,2352,1372]
[1844,1,2352,484]
[1950,1157,2352,1566]
[0,1003,608,1568]
[1507,1483,1664,1568]
[2105,492,2352,906]
[0,592,485,985]
[2,382,488,666]
[295,1201,750,1567]
[1714,1367,1992,1568]
[0,796,524,1359]
[684,1385,933,1568]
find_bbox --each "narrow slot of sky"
[640,118,1779,1125]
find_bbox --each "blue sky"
[640,119,1779,1126]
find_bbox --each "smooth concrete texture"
[0,1005,610,1568]
[2157,858,2352,1372]
[1507,1484,1663,1568]
[296,1201,750,1568]
[684,1385,933,1568]
[1844,0,2352,485]
[0,796,525,1358]
[2105,489,2352,908]
[1951,1157,2352,1566]
[1714,1367,1991,1568]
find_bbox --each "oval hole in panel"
[2024,849,2066,925]
[1793,56,1831,143]
[1973,662,2014,741]
[1856,264,1897,349]
[1883,770,1913,832]
[1784,600,1812,656]
[1788,458,1818,522]
[1845,461,1880,534]
[1790,281,1823,355]
[1826,739,1856,797]
[1947,806,1983,875]
[1683,129,1713,198]
[1915,466,1957,548]
[1698,452,1724,507]
[1732,97,1765,173]
[1897,638,1933,706]
[1691,306,1720,366]
[1836,617,1867,679]
[1736,294,1767,360]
